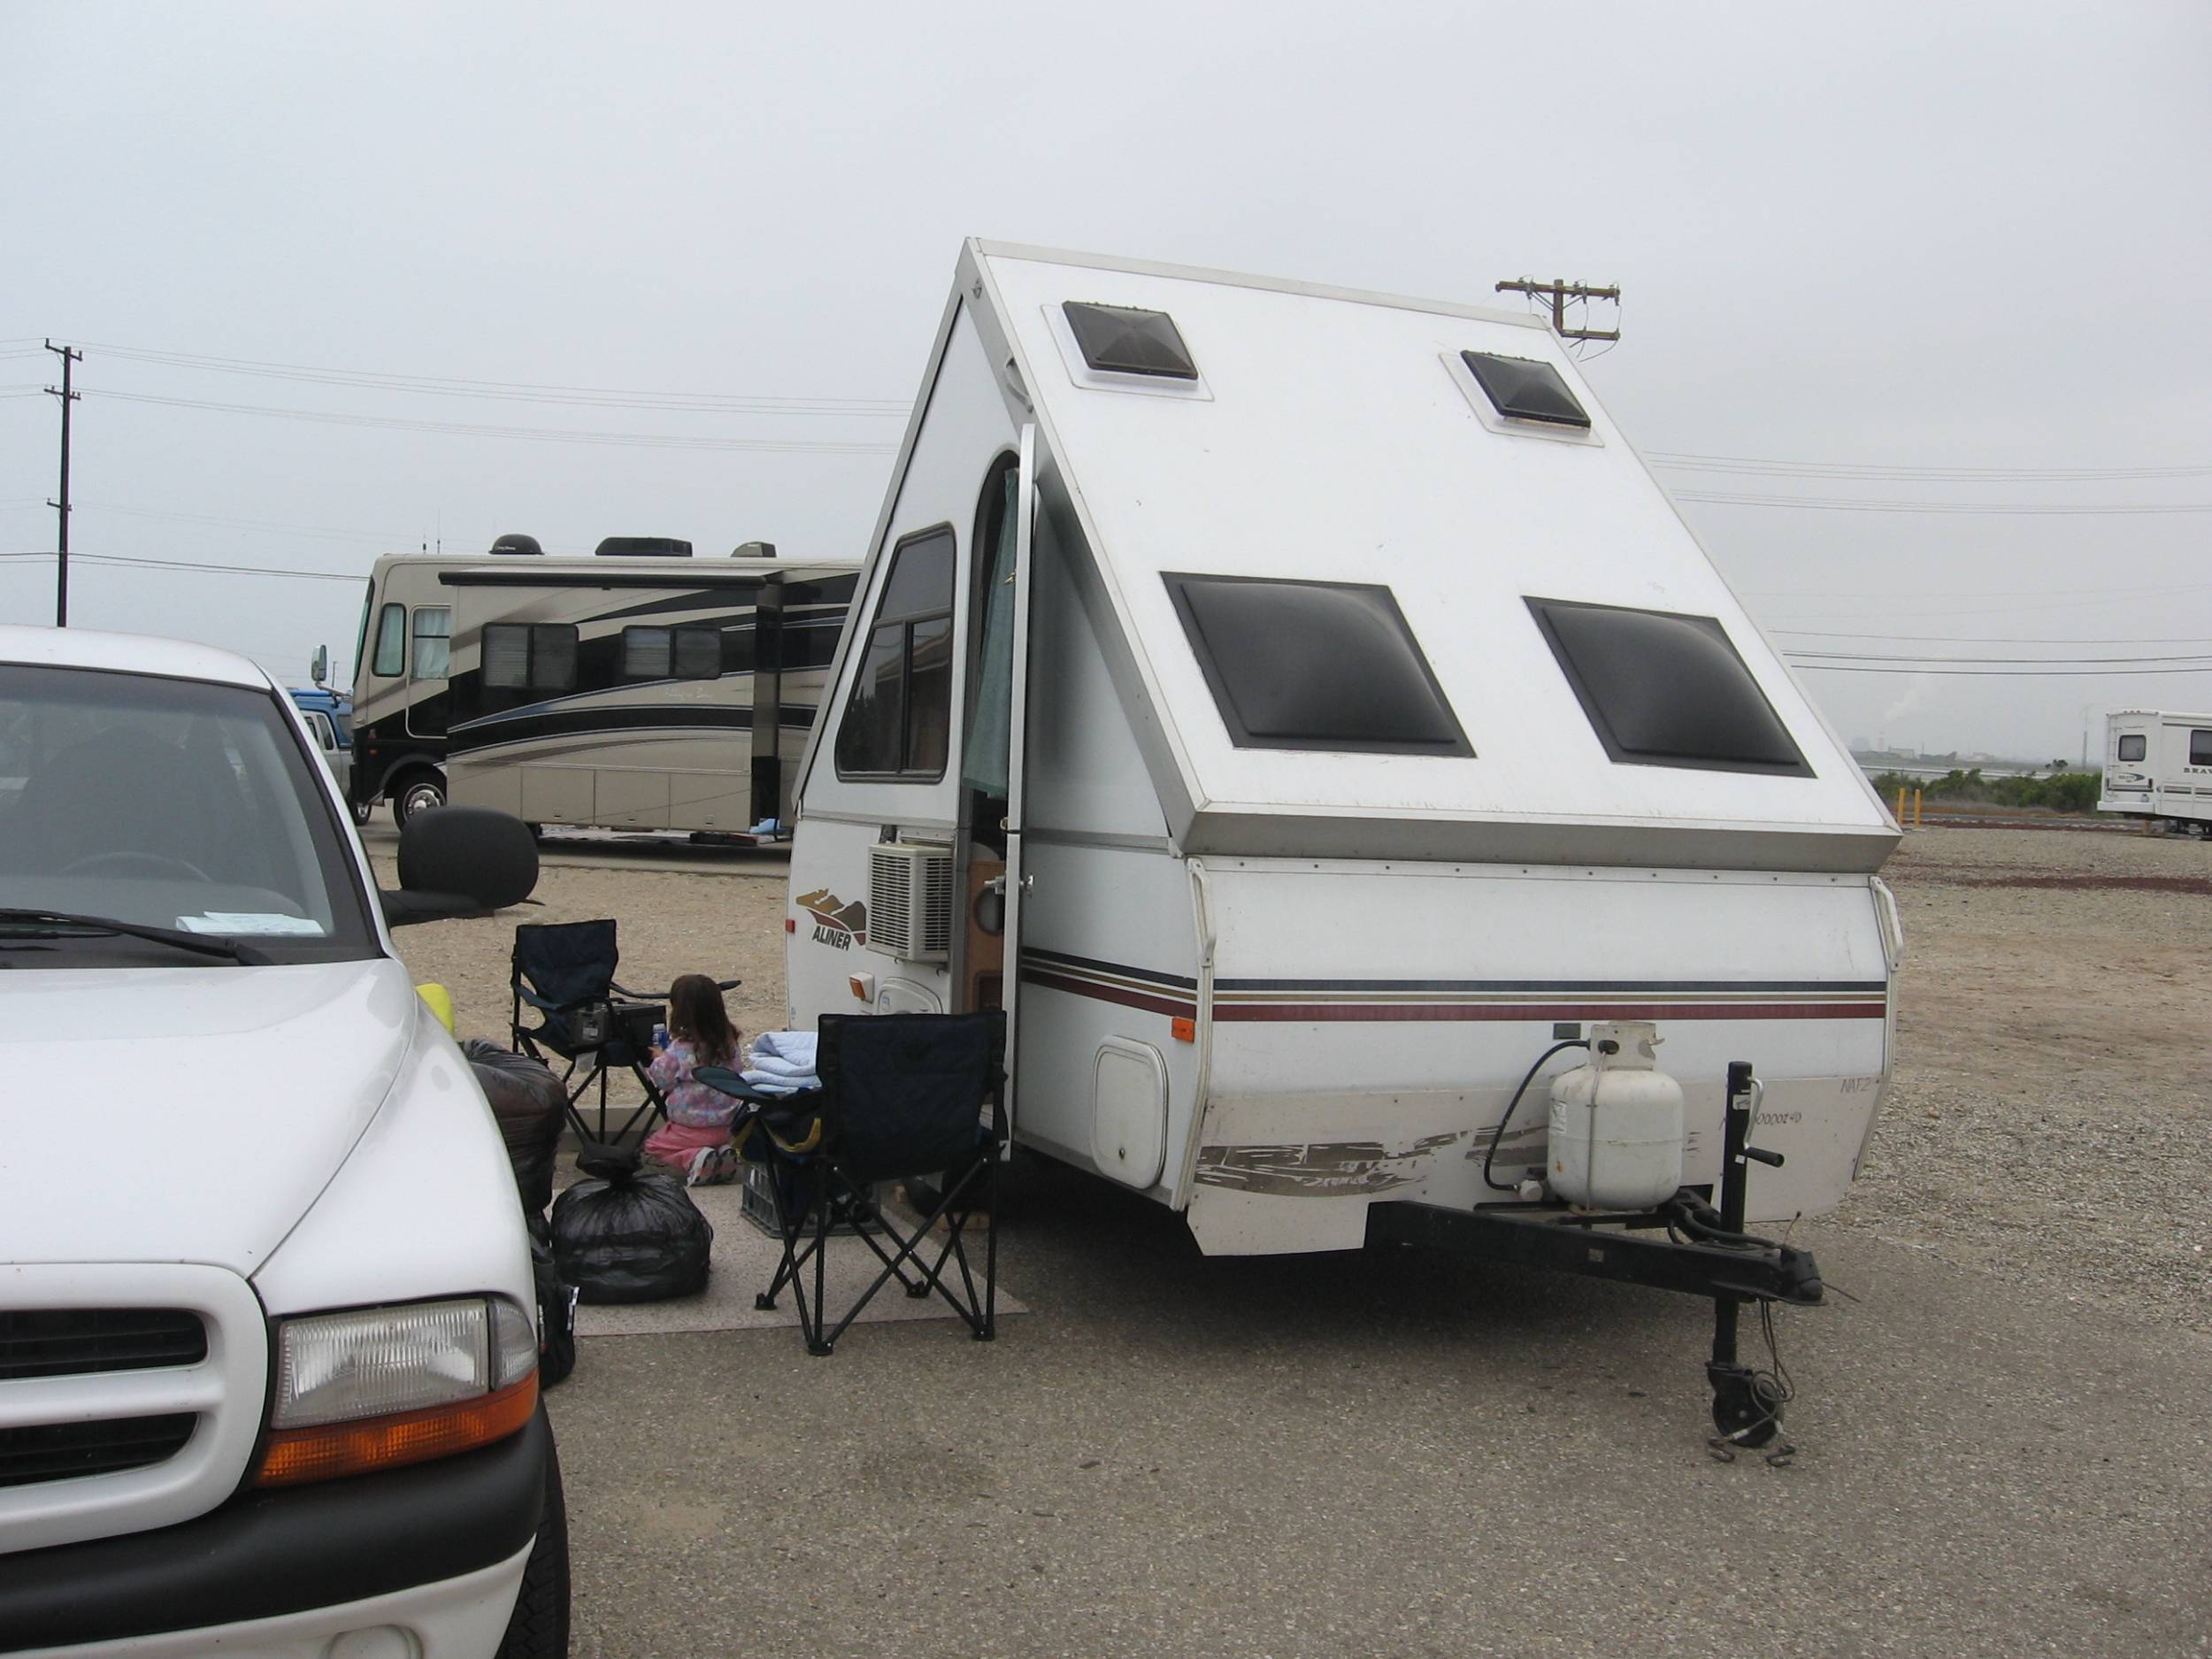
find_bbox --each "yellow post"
[1913,788,1923,828]
[1895,787,1907,824]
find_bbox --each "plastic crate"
[737,1159,883,1238]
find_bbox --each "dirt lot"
[379,822,2212,1334]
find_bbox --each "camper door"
[955,426,1037,1139]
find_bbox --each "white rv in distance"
[351,542,857,833]
[784,242,1904,1261]
[2098,709,2212,835]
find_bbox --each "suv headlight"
[252,1296,538,1487]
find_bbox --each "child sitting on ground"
[641,973,742,1186]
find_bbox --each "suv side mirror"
[380,806,539,927]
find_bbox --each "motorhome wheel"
[396,772,447,825]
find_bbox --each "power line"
[1788,649,2212,665]
[70,340,910,416]
[63,551,363,582]
[74,502,417,545]
[82,389,898,454]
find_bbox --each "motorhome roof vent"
[1459,351,1591,429]
[1062,302,1198,380]
[1527,597,1809,774]
[732,541,777,558]
[489,534,543,555]
[1165,573,1472,757]
[594,536,692,557]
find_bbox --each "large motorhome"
[2097,708,2212,834]
[351,545,857,833]
[784,242,1905,1263]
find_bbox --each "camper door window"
[835,526,956,780]
[2192,730,2212,766]
[411,607,451,680]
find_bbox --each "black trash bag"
[551,1144,713,1303]
[464,1038,568,1217]
[530,1233,579,1388]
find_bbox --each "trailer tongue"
[1369,1060,1820,1455]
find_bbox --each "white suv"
[0,625,568,1657]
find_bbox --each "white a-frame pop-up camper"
[785,243,1903,1302]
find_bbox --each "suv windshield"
[0,664,378,964]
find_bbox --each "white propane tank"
[1547,1020,1686,1210]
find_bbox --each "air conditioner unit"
[868,841,955,963]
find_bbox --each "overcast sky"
[4,1,2208,763]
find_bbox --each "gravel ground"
[380,822,2212,1335]
[1839,826,2212,1334]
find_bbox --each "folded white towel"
[750,1030,818,1070]
[744,1051,817,1080]
[739,1068,818,1096]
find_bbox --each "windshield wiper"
[0,909,269,965]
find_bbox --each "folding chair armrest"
[516,986,588,1016]
[693,1064,784,1105]
[607,979,664,1002]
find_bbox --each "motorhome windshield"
[0,664,377,963]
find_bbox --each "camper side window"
[2191,731,2212,766]
[2116,734,2147,762]
[620,626,721,681]
[371,604,405,678]
[483,623,580,693]
[835,526,956,779]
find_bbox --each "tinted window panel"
[2191,730,2212,766]
[835,627,905,773]
[877,533,956,624]
[1528,598,1809,774]
[1164,574,1471,755]
[372,604,405,677]
[673,627,722,680]
[534,626,578,692]
[833,528,956,779]
[2117,733,2147,762]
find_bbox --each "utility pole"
[44,340,82,626]
[1494,277,1621,342]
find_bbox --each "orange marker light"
[252,1376,537,1487]
[1171,1016,1196,1043]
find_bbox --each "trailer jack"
[1366,1060,1819,1452]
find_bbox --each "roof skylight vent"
[1063,302,1198,380]
[1459,351,1590,429]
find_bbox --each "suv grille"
[0,1309,208,1380]
[0,1417,200,1489]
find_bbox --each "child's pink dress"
[641,1038,739,1176]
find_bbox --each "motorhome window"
[372,603,405,677]
[626,625,720,681]
[483,623,580,693]
[2192,731,2212,765]
[1062,302,1198,380]
[411,607,451,680]
[1460,351,1591,429]
[961,453,1021,799]
[673,626,722,680]
[834,526,956,779]
[2117,733,2147,762]
[1528,598,1809,774]
[1164,574,1472,756]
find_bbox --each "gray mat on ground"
[571,1175,1024,1337]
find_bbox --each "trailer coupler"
[1365,1061,1816,1454]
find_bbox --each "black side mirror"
[380,806,539,928]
